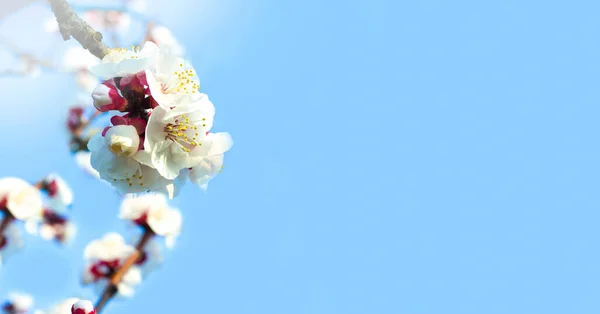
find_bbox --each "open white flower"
[88,125,143,180]
[43,173,73,213]
[145,49,200,109]
[0,177,43,221]
[144,94,232,179]
[89,41,158,80]
[3,292,33,314]
[0,224,24,268]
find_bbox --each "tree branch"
[46,0,110,59]
[94,228,155,313]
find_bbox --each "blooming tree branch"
[94,229,154,313]
[47,0,110,59]
[1,2,230,313]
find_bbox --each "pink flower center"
[90,259,120,280]
[47,180,59,197]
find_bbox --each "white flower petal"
[207,132,233,156]
[151,141,182,180]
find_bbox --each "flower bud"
[71,300,96,314]
[104,125,140,157]
[92,80,128,112]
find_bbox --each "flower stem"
[94,228,155,313]
[46,0,110,59]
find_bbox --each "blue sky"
[1,0,600,313]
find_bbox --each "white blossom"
[119,194,182,247]
[82,233,142,298]
[43,18,59,33]
[43,173,73,213]
[89,42,158,80]
[145,49,200,109]
[88,126,144,180]
[0,177,43,221]
[84,232,134,262]
[25,209,76,244]
[130,236,163,276]
[0,224,24,268]
[3,292,33,314]
[144,94,233,179]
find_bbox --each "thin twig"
[47,0,110,59]
[95,228,155,313]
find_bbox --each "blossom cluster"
[81,193,180,297]
[0,174,75,266]
[1,293,96,314]
[88,42,232,198]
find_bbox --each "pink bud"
[92,80,128,112]
[71,300,96,314]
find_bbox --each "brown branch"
[94,228,155,313]
[47,0,110,59]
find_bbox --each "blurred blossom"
[62,47,99,72]
[149,25,185,57]
[0,224,23,268]
[39,173,73,213]
[25,208,76,244]
[119,193,182,247]
[125,0,147,13]
[76,70,98,93]
[2,293,33,314]
[43,18,59,33]
[132,236,163,276]
[0,177,43,221]
[82,233,142,298]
